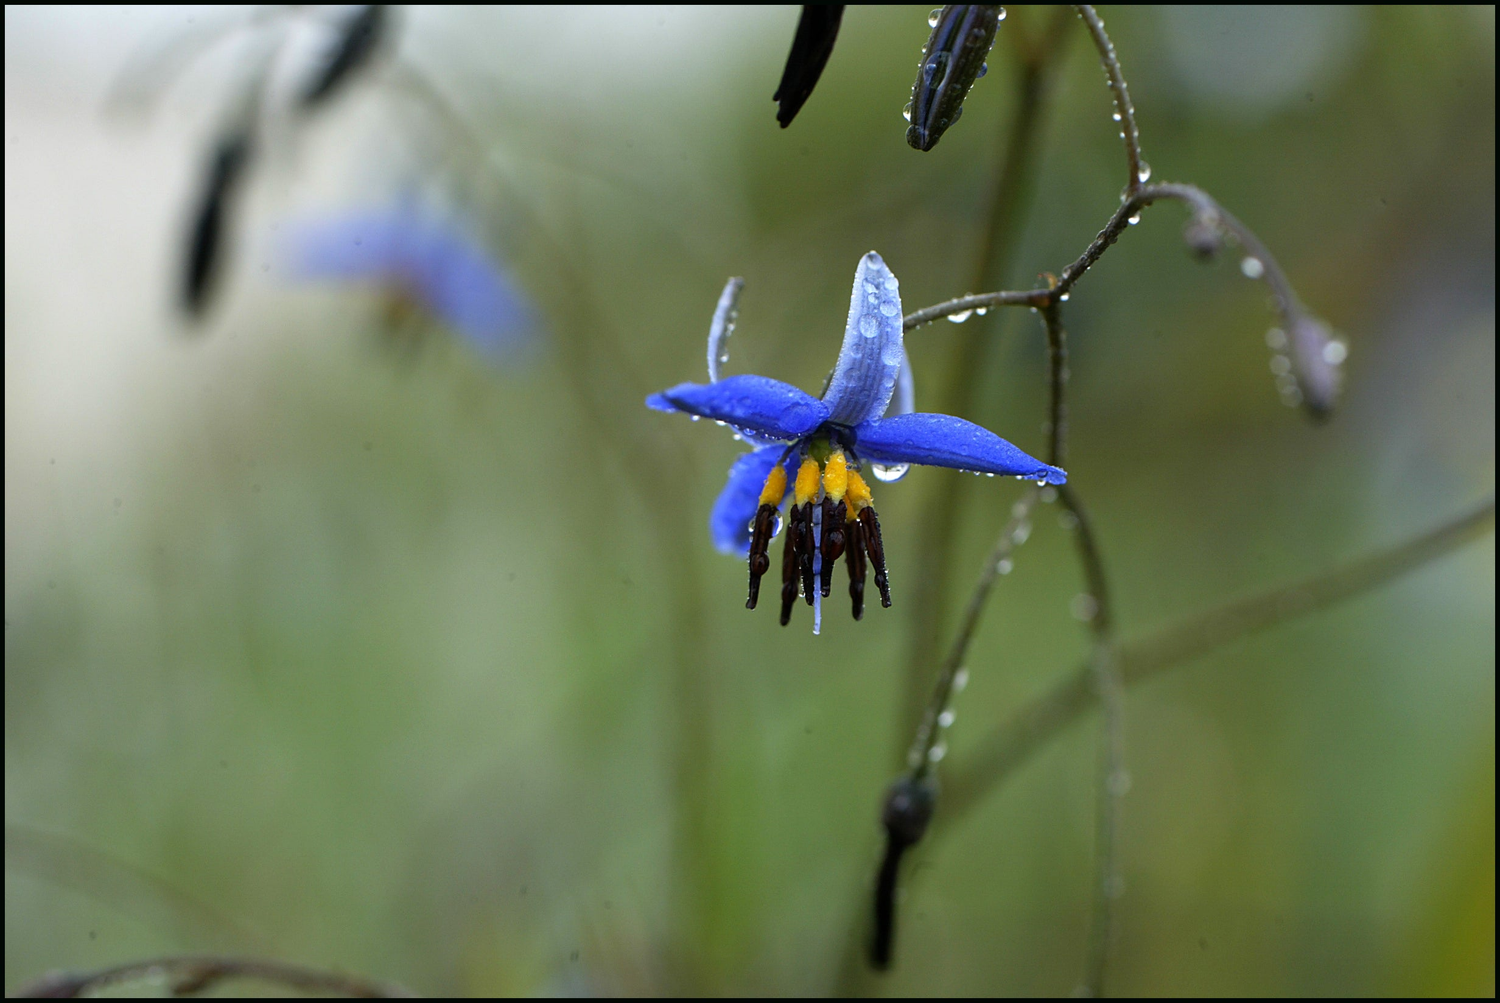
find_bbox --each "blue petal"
[705,276,745,383]
[852,413,1066,484]
[646,374,829,441]
[286,206,537,360]
[822,252,905,426]
[710,445,791,555]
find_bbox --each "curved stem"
[12,955,416,998]
[940,497,1496,828]
[1074,5,1146,194]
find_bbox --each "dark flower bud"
[1182,212,1223,262]
[881,775,936,848]
[905,5,1003,152]
[298,5,388,110]
[773,6,845,128]
[1285,313,1344,421]
[182,129,255,319]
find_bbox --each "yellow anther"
[845,469,873,518]
[794,457,821,506]
[823,449,848,502]
[758,463,787,506]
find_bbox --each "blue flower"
[284,205,538,361]
[647,251,1065,631]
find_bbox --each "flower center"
[745,446,891,625]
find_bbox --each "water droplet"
[938,709,956,728]
[928,8,941,27]
[1011,521,1031,545]
[977,62,988,79]
[1070,593,1099,621]
[1137,162,1151,183]
[872,462,909,483]
[714,419,728,426]
[996,557,1013,575]
[902,102,913,123]
[879,301,898,317]
[947,309,973,323]
[1240,257,1265,279]
[953,667,970,692]
[859,315,878,338]
[1059,292,1070,302]
[689,415,700,422]
[1268,354,1292,376]
[975,306,988,316]
[1127,214,1141,225]
[996,8,1006,21]
[883,276,899,290]
[1265,327,1287,350]
[1322,340,1348,365]
[928,743,947,763]
[985,471,995,478]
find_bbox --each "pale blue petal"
[853,413,1066,483]
[822,251,905,425]
[705,276,744,382]
[646,374,829,441]
[889,345,915,417]
[710,445,791,555]
[286,207,536,359]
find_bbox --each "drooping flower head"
[283,204,539,361]
[647,252,1065,633]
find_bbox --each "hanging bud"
[870,776,937,970]
[1182,211,1223,262]
[181,129,254,319]
[298,5,389,110]
[1285,313,1344,421]
[773,6,845,128]
[906,5,1002,152]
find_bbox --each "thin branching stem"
[12,955,417,998]
[1043,304,1125,996]
[1074,5,1146,195]
[939,497,1496,828]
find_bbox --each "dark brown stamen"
[844,512,866,620]
[746,503,779,609]
[859,506,892,608]
[780,502,804,626]
[799,501,817,606]
[819,496,846,597]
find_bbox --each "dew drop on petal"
[883,275,899,291]
[859,315,878,338]
[1240,257,1265,279]
[872,462,909,482]
[879,301,899,317]
[690,414,700,422]
[996,7,1006,20]
[976,62,987,79]
[902,101,914,123]
[928,8,941,27]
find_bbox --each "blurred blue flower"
[648,251,1064,631]
[285,206,538,361]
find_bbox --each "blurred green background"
[5,5,1493,996]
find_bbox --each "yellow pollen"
[823,449,848,502]
[794,457,821,506]
[845,469,873,518]
[758,463,787,506]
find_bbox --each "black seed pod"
[181,129,254,319]
[773,6,845,128]
[870,776,937,969]
[906,5,1002,152]
[298,5,388,110]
